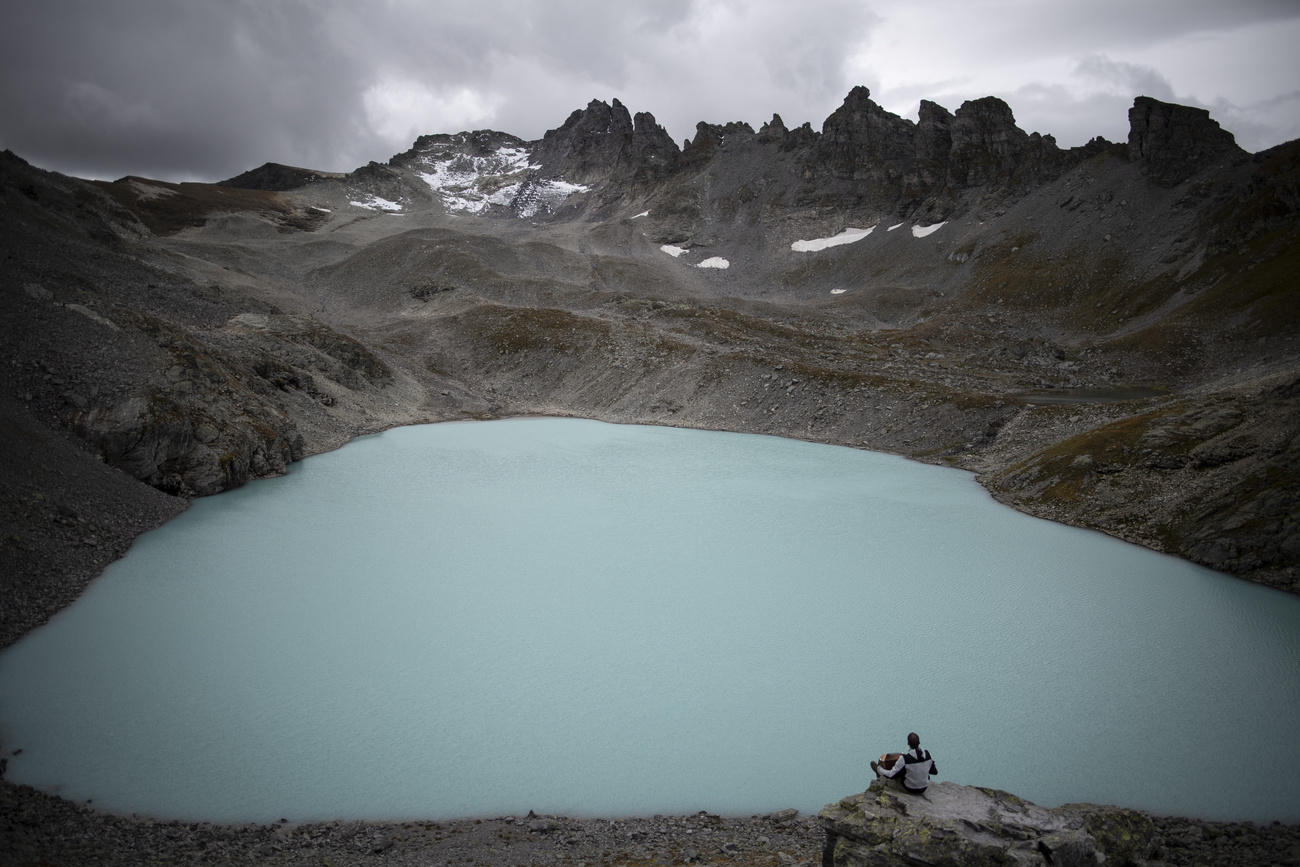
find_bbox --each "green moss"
[1078,807,1160,862]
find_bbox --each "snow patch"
[350,195,403,212]
[660,245,729,269]
[887,222,904,231]
[631,210,650,219]
[513,177,591,219]
[791,226,874,252]
[912,222,946,238]
[830,289,847,295]
[414,143,586,217]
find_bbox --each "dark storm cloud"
[2,0,1298,182]
[0,0,879,180]
[1,0,387,180]
[855,0,1300,153]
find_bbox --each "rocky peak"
[804,87,1077,215]
[530,98,679,186]
[387,129,530,178]
[528,98,629,179]
[817,86,917,181]
[681,120,756,167]
[757,113,788,143]
[947,96,1032,186]
[406,129,525,159]
[217,162,344,191]
[912,100,954,185]
[1128,95,1246,186]
[629,110,680,182]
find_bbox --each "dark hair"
[907,732,920,749]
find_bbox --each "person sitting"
[870,732,937,794]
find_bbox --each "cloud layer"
[2,0,1297,181]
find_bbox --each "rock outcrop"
[218,162,345,191]
[819,86,918,178]
[821,781,1164,866]
[1128,95,1246,186]
[530,98,680,186]
[790,88,1080,216]
[988,382,1300,592]
[947,96,1071,191]
[288,89,1251,227]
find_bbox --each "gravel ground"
[2,133,1298,865]
[6,775,1300,866]
[1,780,825,866]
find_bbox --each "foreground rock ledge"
[822,780,1166,866]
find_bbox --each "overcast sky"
[4,0,1299,182]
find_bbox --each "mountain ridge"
[1,83,1298,864]
[215,88,1243,225]
[1,87,1297,636]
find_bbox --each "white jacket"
[879,747,937,791]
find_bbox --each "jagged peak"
[686,120,756,145]
[918,100,954,122]
[340,85,1257,225]
[1127,94,1245,186]
[551,98,634,136]
[842,84,874,106]
[757,113,788,142]
[955,95,1018,122]
[631,110,664,135]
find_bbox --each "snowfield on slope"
[658,245,730,269]
[350,195,403,212]
[414,143,588,217]
[793,222,946,251]
[792,226,874,252]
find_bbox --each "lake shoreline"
[5,774,1299,866]
[3,418,1297,864]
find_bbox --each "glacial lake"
[1,418,1298,823]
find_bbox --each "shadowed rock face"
[530,98,680,186]
[818,85,920,189]
[1128,96,1246,186]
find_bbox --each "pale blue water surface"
[1,418,1298,823]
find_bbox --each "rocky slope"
[821,780,1300,866]
[2,84,1297,646]
[5,775,1298,865]
[214,88,1297,592]
[1,86,1298,864]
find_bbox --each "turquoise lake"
[1,418,1298,822]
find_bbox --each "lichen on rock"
[820,780,1164,866]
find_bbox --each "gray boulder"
[820,780,1163,866]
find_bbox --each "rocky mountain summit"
[1,85,1298,862]
[2,86,1297,638]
